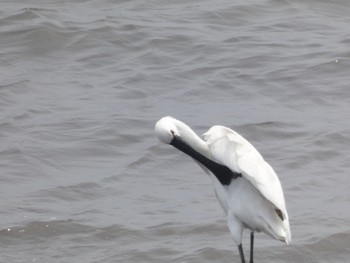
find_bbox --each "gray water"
[1,0,350,262]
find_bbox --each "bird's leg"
[238,244,246,263]
[249,232,254,263]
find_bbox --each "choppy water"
[1,0,350,262]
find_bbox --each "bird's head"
[154,116,179,144]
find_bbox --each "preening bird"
[155,116,291,263]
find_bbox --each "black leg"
[238,244,245,263]
[250,232,254,263]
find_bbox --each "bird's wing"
[204,126,287,214]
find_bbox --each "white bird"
[155,116,291,263]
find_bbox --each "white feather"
[155,117,291,248]
[204,126,287,215]
[204,125,291,243]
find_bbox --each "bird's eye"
[170,130,175,135]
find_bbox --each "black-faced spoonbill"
[155,116,291,263]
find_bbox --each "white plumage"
[155,116,291,263]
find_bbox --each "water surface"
[0,0,350,262]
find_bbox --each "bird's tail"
[283,217,291,244]
[259,203,291,245]
[269,208,291,244]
